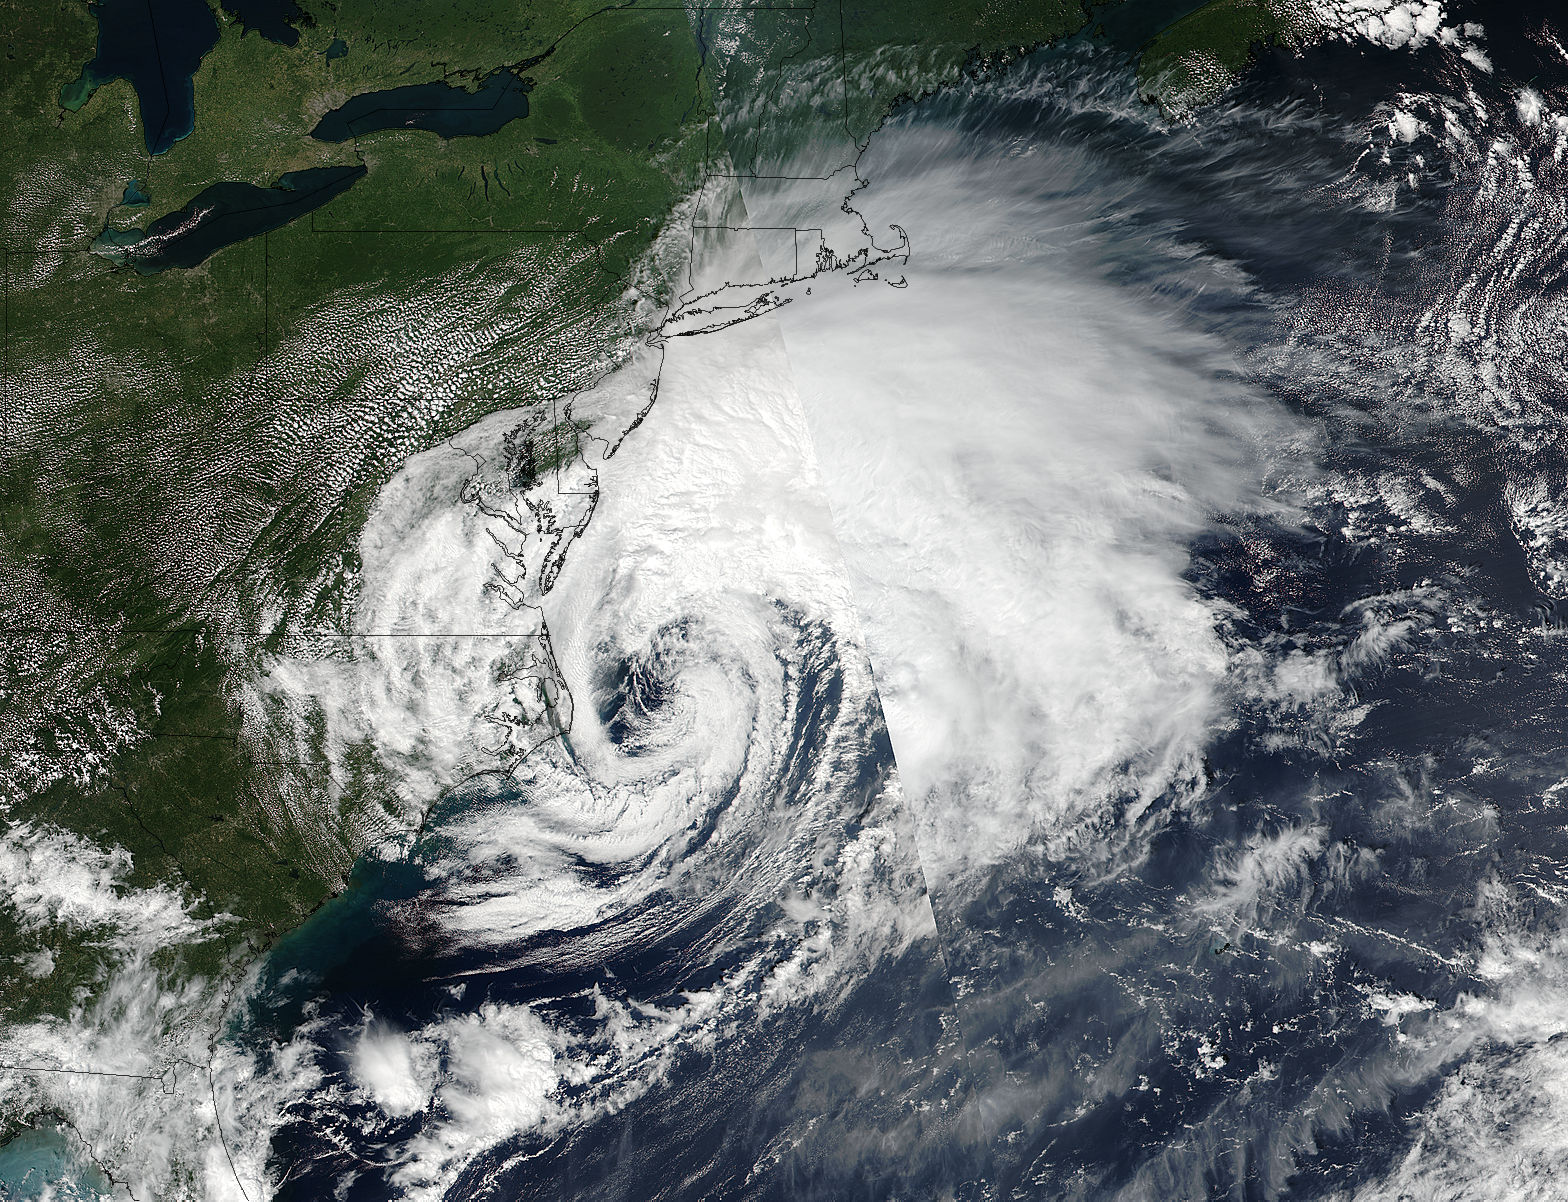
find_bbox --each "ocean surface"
[26,4,1568,1197]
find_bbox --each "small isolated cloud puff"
[350,1020,434,1118]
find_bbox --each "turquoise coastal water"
[93,166,366,272]
[59,0,220,155]
[0,1123,113,1200]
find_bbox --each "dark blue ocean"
[239,6,1568,1199]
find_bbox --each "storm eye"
[595,644,677,747]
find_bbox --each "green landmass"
[1136,0,1294,109]
[839,0,1086,137]
[0,0,1297,1163]
[0,0,723,1047]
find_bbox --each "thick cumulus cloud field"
[763,104,1312,889]
[211,224,954,1200]
[741,24,1568,1200]
[26,11,1568,1200]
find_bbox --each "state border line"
[307,215,594,234]
[3,8,916,1197]
[0,1062,176,1092]
[0,628,549,637]
[693,223,825,278]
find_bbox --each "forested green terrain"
[0,0,1286,1160]
[0,0,1098,1034]
[2,0,723,1028]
